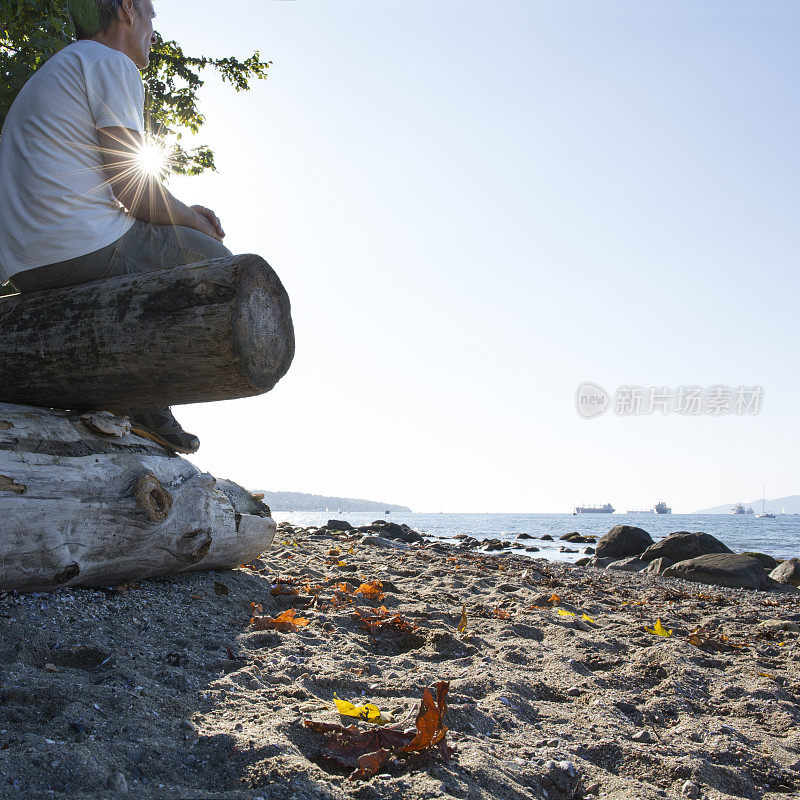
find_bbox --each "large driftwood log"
[0,254,294,409]
[0,402,276,592]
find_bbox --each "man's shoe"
[112,407,200,454]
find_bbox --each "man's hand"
[191,205,225,242]
[98,127,227,243]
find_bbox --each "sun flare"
[136,140,168,177]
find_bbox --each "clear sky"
[153,0,800,513]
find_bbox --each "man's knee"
[174,226,231,260]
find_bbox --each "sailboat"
[756,486,775,519]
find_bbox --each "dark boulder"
[769,558,800,587]
[516,533,533,540]
[740,552,780,572]
[324,519,353,531]
[540,534,554,541]
[367,521,423,544]
[595,525,653,559]
[641,532,732,563]
[560,532,595,543]
[663,553,777,590]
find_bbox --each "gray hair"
[69,0,142,40]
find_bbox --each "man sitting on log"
[0,0,229,453]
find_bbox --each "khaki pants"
[11,218,231,293]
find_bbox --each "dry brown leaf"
[402,681,449,752]
[304,681,452,781]
[250,605,309,633]
[354,581,385,601]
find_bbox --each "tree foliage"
[0,0,270,175]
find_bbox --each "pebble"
[566,686,581,697]
[106,771,129,792]
[682,780,701,798]
[632,729,652,743]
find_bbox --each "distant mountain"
[252,490,411,513]
[693,494,800,514]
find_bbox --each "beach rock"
[106,771,128,792]
[361,535,408,550]
[645,557,674,575]
[324,519,353,531]
[540,535,554,541]
[560,546,578,553]
[581,546,595,554]
[574,557,592,567]
[560,532,594,543]
[758,619,800,634]
[682,780,701,798]
[368,522,424,544]
[588,556,616,569]
[516,533,533,540]
[632,729,652,743]
[663,554,772,590]
[769,558,800,587]
[595,525,653,559]
[640,531,732,563]
[606,557,647,572]
[740,552,780,571]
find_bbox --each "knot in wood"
[0,475,26,494]
[134,473,173,522]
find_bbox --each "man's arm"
[97,127,225,241]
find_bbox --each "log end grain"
[232,255,295,394]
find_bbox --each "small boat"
[756,486,775,519]
[731,503,754,515]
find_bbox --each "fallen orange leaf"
[250,606,309,633]
[355,581,385,601]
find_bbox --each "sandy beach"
[1,522,798,800]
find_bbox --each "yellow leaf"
[645,619,672,637]
[557,608,575,617]
[548,593,561,605]
[334,696,382,722]
[581,613,596,624]
[338,560,346,567]
[457,604,467,634]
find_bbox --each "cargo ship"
[574,503,615,514]
[731,503,754,515]
[654,501,671,514]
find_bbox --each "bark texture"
[0,254,294,409]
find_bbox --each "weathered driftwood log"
[0,254,294,409]
[0,402,276,592]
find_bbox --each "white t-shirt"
[0,40,144,281]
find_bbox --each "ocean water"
[271,511,800,562]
